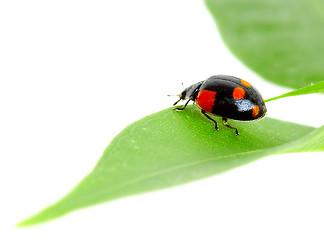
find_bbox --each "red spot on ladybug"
[233,87,245,99]
[241,79,252,87]
[196,89,216,113]
[252,105,260,118]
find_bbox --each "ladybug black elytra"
[172,75,267,135]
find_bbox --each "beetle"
[172,75,267,135]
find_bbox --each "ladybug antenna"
[167,94,180,97]
[167,94,182,104]
[168,83,184,105]
[167,94,182,105]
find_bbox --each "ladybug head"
[171,81,204,106]
[172,87,192,106]
[179,89,187,100]
[170,86,188,106]
[172,91,185,106]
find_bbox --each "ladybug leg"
[173,99,191,111]
[201,110,218,131]
[222,118,239,135]
[172,98,182,106]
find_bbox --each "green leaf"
[265,81,324,102]
[205,0,324,89]
[18,105,324,226]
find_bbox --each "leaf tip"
[16,203,68,227]
[16,214,42,228]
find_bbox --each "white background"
[1,1,324,239]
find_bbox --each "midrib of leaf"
[81,149,267,195]
[84,127,324,197]
[45,125,324,209]
[280,125,324,153]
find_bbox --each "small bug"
[172,75,267,135]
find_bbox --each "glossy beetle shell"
[181,75,267,121]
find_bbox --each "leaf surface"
[265,81,324,102]
[18,105,324,226]
[205,0,324,89]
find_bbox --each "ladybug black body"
[173,75,267,135]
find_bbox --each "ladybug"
[172,75,267,135]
